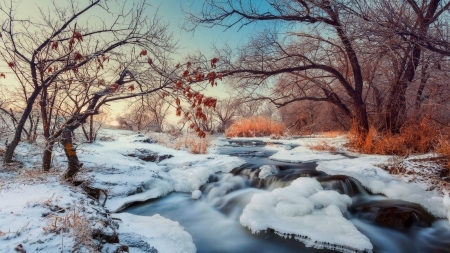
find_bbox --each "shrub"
[225,117,286,138]
[149,132,210,154]
[349,119,440,156]
[437,138,450,168]
[308,141,337,154]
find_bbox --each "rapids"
[124,139,450,253]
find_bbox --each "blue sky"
[150,0,258,58]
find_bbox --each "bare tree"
[214,97,240,133]
[185,0,371,136]
[0,0,177,168]
[345,0,450,132]
[121,94,171,132]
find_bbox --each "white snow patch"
[0,179,106,253]
[240,177,373,253]
[113,213,196,253]
[191,190,202,199]
[259,165,279,179]
[269,145,345,163]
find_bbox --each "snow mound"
[191,190,202,199]
[259,165,279,179]
[114,213,196,253]
[269,146,344,163]
[240,177,373,253]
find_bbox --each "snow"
[2,129,450,252]
[240,177,373,252]
[258,165,278,179]
[0,129,246,252]
[269,145,345,162]
[74,129,245,212]
[191,190,202,199]
[113,213,196,253]
[0,177,107,253]
[444,192,450,223]
[258,136,448,218]
[316,156,447,217]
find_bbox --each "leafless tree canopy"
[185,0,450,134]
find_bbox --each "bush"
[149,132,210,154]
[225,117,286,138]
[349,119,441,156]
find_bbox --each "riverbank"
[0,129,449,252]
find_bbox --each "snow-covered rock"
[258,165,279,179]
[240,177,373,253]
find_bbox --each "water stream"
[124,139,450,253]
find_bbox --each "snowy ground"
[1,130,449,252]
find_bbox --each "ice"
[191,190,202,199]
[114,213,196,253]
[240,177,373,253]
[258,165,278,179]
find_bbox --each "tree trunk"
[353,99,370,135]
[42,141,55,171]
[4,87,42,163]
[89,115,94,142]
[62,128,83,181]
[385,79,409,133]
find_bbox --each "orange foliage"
[225,117,286,137]
[437,138,450,168]
[73,52,83,61]
[308,141,337,153]
[140,49,147,56]
[350,119,439,155]
[51,41,58,50]
[210,58,219,68]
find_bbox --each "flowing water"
[124,139,450,253]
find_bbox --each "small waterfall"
[318,175,369,197]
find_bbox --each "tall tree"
[186,0,371,135]
[347,0,450,132]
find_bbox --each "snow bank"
[240,177,373,253]
[0,179,109,253]
[317,156,447,218]
[269,145,345,163]
[113,213,196,253]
